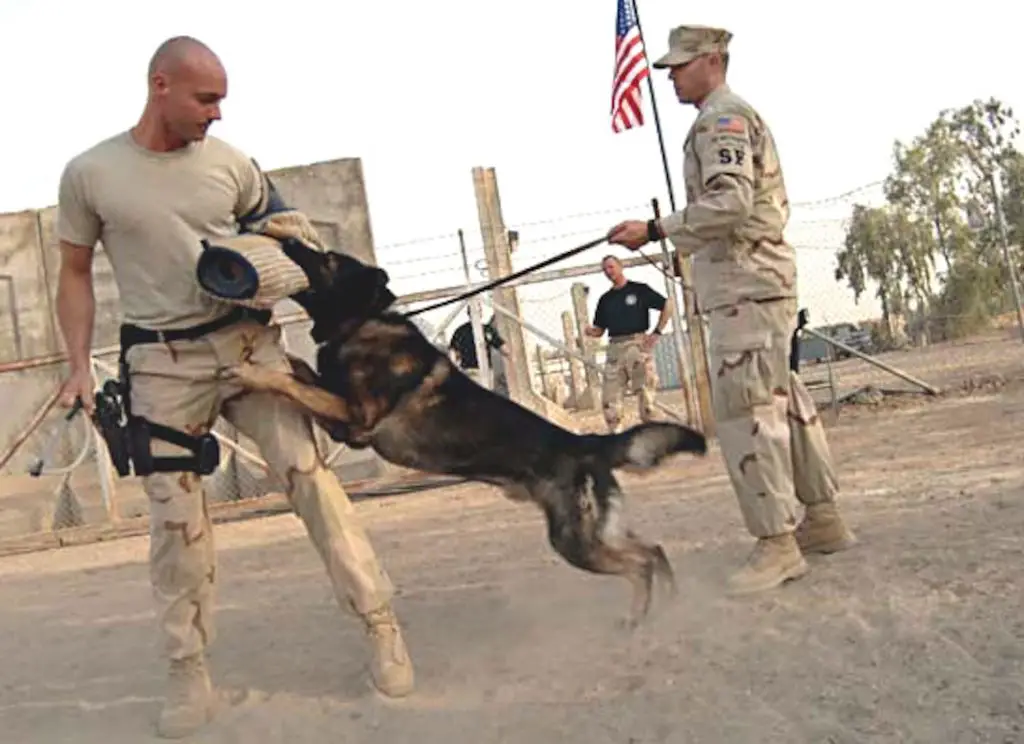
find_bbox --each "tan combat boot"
[795,503,858,554]
[156,652,215,739]
[363,604,415,698]
[726,533,809,596]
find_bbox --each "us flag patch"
[715,116,746,134]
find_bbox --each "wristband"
[646,219,662,243]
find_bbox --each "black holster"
[88,310,275,478]
[92,378,221,478]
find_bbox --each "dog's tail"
[578,421,708,472]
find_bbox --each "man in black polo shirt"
[448,313,510,395]
[584,255,672,433]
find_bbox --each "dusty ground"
[1,331,1024,743]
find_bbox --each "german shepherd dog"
[225,240,708,627]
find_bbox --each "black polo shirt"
[593,281,667,338]
[449,320,504,369]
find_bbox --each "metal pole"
[652,198,698,426]
[801,326,940,395]
[990,173,1024,343]
[629,0,678,212]
[430,299,470,346]
[0,384,63,472]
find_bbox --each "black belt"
[119,306,272,361]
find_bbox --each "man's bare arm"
[56,241,96,374]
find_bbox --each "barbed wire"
[790,181,885,209]
[371,179,885,270]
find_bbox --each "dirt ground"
[2,331,1024,743]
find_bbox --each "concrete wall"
[266,158,379,268]
[0,210,58,361]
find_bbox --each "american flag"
[610,0,649,132]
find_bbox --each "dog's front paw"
[224,363,277,392]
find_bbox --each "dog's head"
[280,238,397,343]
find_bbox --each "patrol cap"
[652,25,733,69]
[195,232,310,311]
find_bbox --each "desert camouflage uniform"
[57,131,413,739]
[654,25,857,594]
[602,334,658,433]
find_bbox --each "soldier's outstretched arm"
[659,113,755,256]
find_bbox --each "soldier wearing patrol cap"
[54,35,414,739]
[607,25,857,596]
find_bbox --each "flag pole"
[629,0,678,213]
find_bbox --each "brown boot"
[796,503,858,554]
[362,604,415,698]
[726,533,809,596]
[156,652,216,739]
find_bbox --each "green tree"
[944,98,1022,326]
[946,98,1020,196]
[835,204,905,341]
[1000,149,1024,255]
[885,116,966,271]
[839,96,1024,341]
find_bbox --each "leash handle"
[28,397,85,477]
[64,396,84,421]
[403,235,609,319]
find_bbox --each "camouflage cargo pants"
[708,298,840,538]
[601,334,658,433]
[125,319,395,661]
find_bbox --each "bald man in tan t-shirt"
[55,36,413,739]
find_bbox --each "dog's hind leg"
[605,531,676,630]
[594,477,677,627]
[543,475,676,629]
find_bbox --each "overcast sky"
[2,0,1020,333]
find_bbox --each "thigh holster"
[92,379,221,478]
[90,308,270,478]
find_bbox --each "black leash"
[402,235,610,318]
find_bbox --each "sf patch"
[696,112,755,185]
[718,146,746,166]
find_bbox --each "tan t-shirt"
[57,131,264,330]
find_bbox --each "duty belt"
[119,305,272,362]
